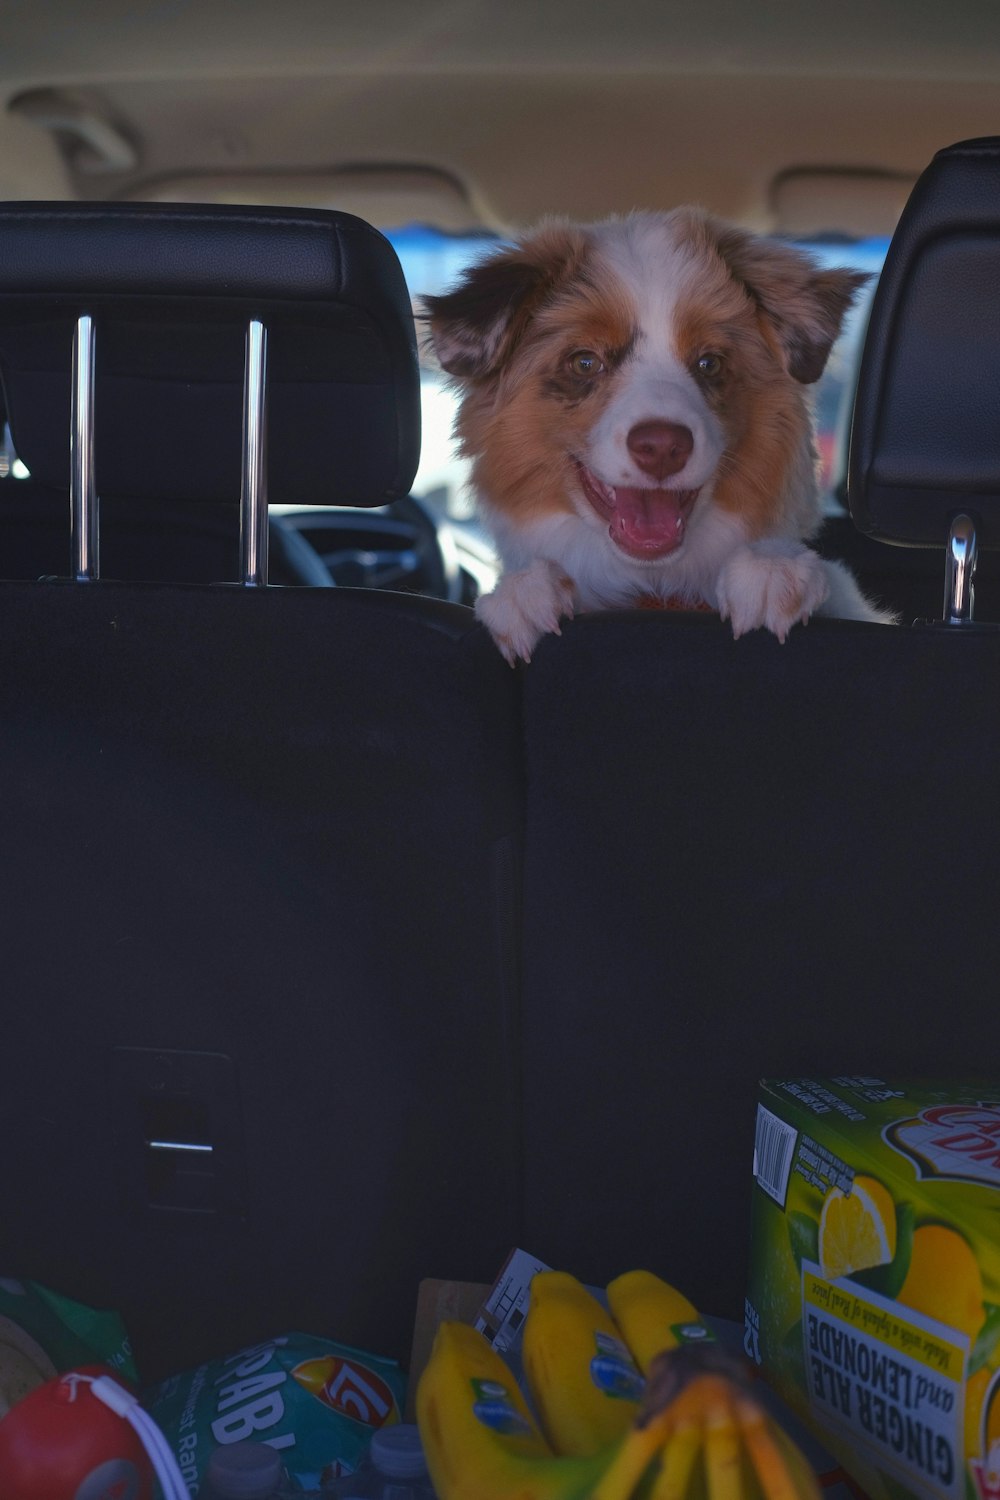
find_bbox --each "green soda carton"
[745,1078,1000,1500]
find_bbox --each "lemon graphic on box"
[818,1175,896,1279]
[896,1223,986,1344]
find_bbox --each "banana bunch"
[416,1269,821,1500]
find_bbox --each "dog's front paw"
[716,547,829,643]
[475,563,576,664]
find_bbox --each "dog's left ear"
[422,222,586,380]
[708,219,871,383]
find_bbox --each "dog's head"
[424,210,868,563]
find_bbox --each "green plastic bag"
[0,1276,137,1415]
[145,1331,407,1492]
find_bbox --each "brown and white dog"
[424,209,892,663]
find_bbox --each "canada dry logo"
[970,1439,1000,1500]
[969,1368,1000,1500]
[885,1103,1000,1188]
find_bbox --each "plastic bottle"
[200,1439,298,1499]
[324,1423,435,1499]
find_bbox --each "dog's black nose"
[627,421,693,480]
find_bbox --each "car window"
[386,226,503,525]
[796,236,890,508]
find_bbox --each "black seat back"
[518,613,1000,1316]
[518,141,1000,1315]
[0,204,521,1378]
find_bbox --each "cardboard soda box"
[746,1078,1000,1500]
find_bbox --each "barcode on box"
[754,1104,797,1206]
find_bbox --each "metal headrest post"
[70,313,99,582]
[944,513,978,625]
[239,319,269,587]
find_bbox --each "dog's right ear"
[423,222,585,380]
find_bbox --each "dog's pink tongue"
[611,486,685,553]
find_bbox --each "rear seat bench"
[2,139,999,1380]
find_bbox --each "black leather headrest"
[848,138,1000,547]
[0,202,420,506]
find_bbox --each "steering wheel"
[273,494,463,600]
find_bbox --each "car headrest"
[0,201,420,506]
[847,138,1000,548]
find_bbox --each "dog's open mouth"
[573,460,700,560]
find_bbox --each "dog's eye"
[696,352,724,380]
[567,349,604,378]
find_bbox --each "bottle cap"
[369,1423,428,1479]
[206,1439,283,1498]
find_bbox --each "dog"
[423,208,892,663]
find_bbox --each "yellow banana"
[703,1401,745,1500]
[416,1319,820,1500]
[640,1358,821,1500]
[415,1319,661,1500]
[736,1396,820,1500]
[522,1271,644,1456]
[606,1269,708,1372]
[647,1418,702,1500]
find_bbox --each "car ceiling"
[2,0,1000,234]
